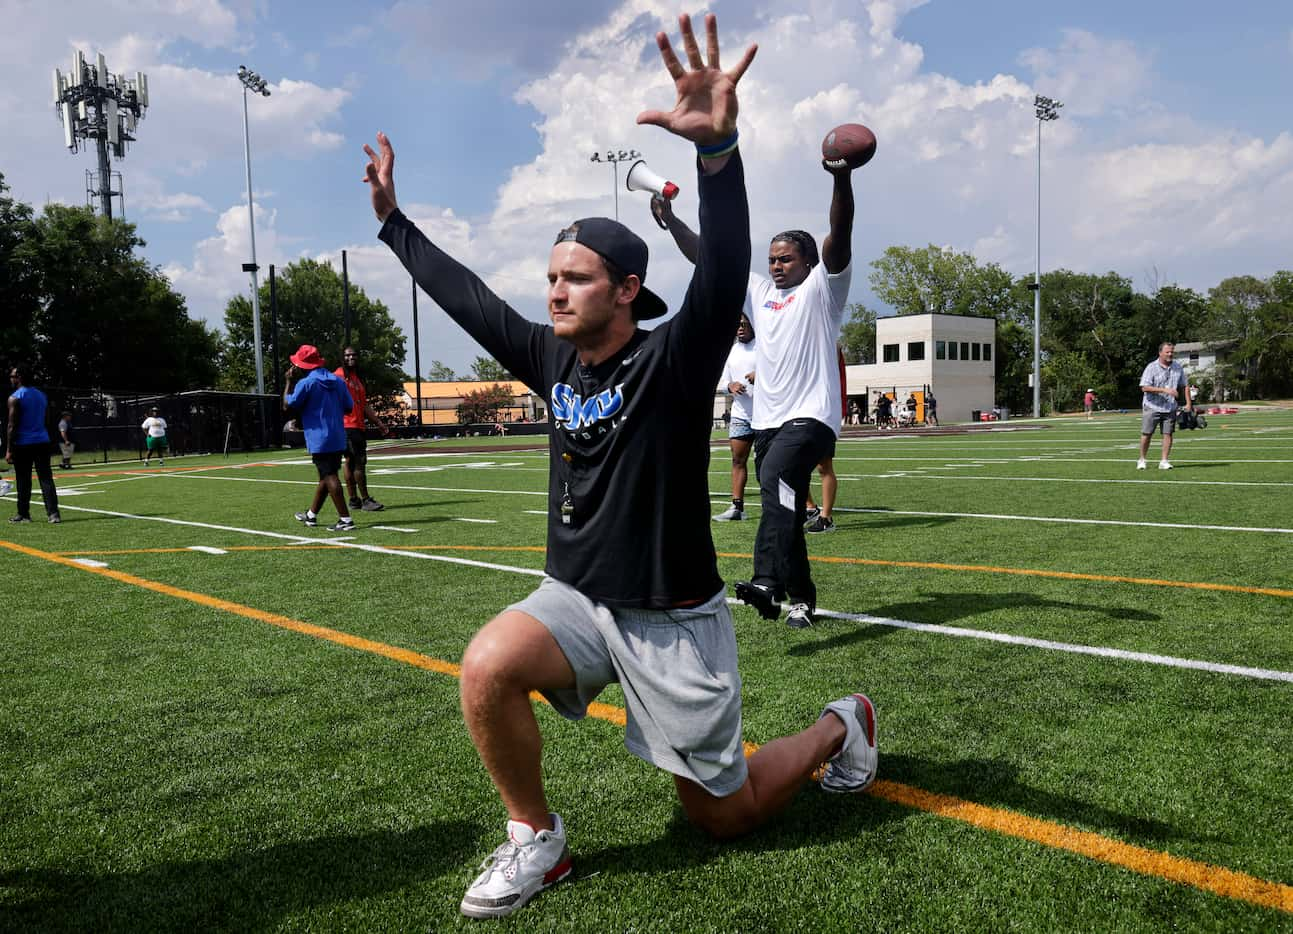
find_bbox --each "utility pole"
[1032,94,1062,419]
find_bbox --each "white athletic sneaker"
[786,603,813,629]
[460,814,572,919]
[1136,459,1147,470]
[713,504,744,521]
[0,479,10,497]
[1158,460,1172,470]
[819,694,878,793]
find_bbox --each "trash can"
[999,407,1009,421]
[970,409,981,422]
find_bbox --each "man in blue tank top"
[6,366,61,523]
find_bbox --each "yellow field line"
[51,544,1293,599]
[3,538,1291,914]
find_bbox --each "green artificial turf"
[1,411,1291,931]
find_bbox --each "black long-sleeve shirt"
[379,154,751,608]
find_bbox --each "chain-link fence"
[9,387,280,465]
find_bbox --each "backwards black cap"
[555,217,668,321]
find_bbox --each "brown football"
[822,123,877,169]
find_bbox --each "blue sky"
[2,0,1290,377]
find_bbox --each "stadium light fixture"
[238,65,270,397]
[1032,94,1062,419]
[588,148,642,221]
[53,49,149,219]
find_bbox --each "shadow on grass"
[838,507,957,532]
[877,752,1203,846]
[790,592,1159,656]
[580,748,1202,885]
[0,820,478,932]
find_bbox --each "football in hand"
[822,123,877,169]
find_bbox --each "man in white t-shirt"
[654,159,856,628]
[713,312,757,521]
[141,407,169,466]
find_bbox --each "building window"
[971,343,981,361]
[960,342,970,360]
[983,343,992,362]
[936,340,946,360]
[883,343,899,363]
[948,341,958,360]
[1189,353,1199,365]
[908,341,925,361]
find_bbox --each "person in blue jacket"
[283,345,355,531]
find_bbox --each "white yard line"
[187,546,228,554]
[831,507,1293,534]
[34,502,1293,684]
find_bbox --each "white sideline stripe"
[830,473,1293,489]
[523,510,548,515]
[371,525,418,533]
[454,518,497,524]
[38,502,1291,683]
[187,546,227,555]
[808,606,1293,684]
[144,471,1290,533]
[836,507,1293,535]
[72,558,109,568]
[47,503,546,578]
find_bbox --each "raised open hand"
[637,13,757,146]
[363,132,398,223]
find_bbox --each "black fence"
[14,388,281,463]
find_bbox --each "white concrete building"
[846,313,996,423]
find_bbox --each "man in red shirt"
[335,346,392,511]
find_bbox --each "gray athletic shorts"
[509,577,748,797]
[1142,409,1177,436]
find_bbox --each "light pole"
[1032,94,1061,419]
[238,65,270,396]
[589,149,641,221]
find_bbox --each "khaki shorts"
[509,577,748,797]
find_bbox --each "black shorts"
[312,450,344,479]
[344,429,368,468]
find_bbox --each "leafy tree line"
[221,258,407,405]
[839,244,1293,411]
[1,173,220,391]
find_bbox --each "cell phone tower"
[52,49,150,220]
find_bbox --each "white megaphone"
[626,160,679,227]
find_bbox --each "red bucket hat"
[290,345,326,370]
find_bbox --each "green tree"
[11,198,219,390]
[456,383,514,423]
[1027,270,1139,406]
[839,304,876,364]
[994,318,1036,414]
[869,244,1014,318]
[1205,274,1293,398]
[469,356,511,381]
[222,258,406,402]
[1042,351,1105,413]
[0,173,41,371]
[427,360,457,382]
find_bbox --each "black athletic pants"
[12,443,60,519]
[751,418,836,608]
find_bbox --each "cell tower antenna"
[53,48,149,219]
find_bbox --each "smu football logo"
[551,382,625,431]
[763,294,797,312]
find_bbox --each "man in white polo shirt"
[1138,341,1193,470]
